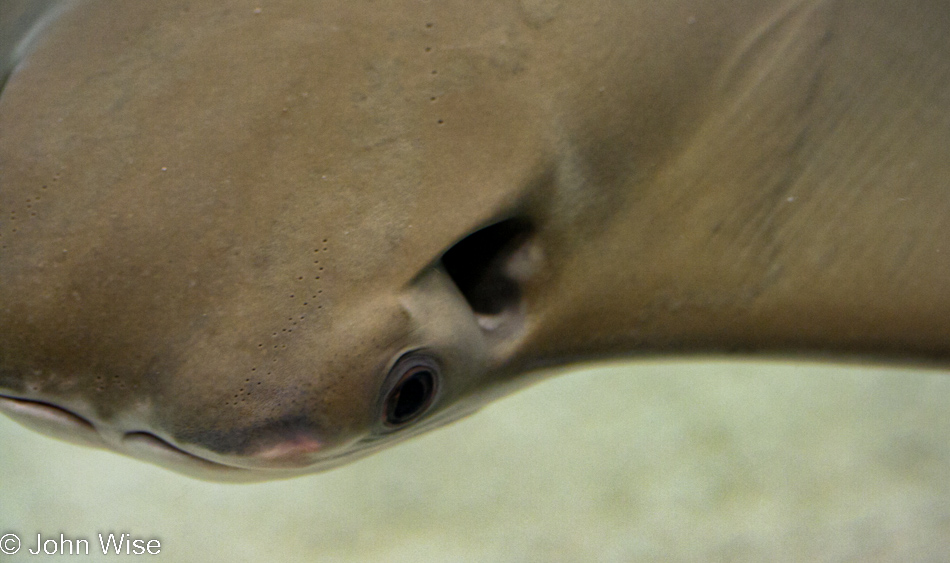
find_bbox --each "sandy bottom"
[2,361,949,562]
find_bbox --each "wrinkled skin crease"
[1,0,949,481]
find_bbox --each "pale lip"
[0,393,331,482]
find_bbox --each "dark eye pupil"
[386,369,434,425]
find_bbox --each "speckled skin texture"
[0,0,948,481]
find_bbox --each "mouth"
[0,391,482,481]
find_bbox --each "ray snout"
[0,392,333,477]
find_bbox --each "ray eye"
[383,355,439,428]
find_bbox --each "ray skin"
[0,0,948,481]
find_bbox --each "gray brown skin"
[0,0,948,482]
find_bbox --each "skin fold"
[0,0,947,481]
